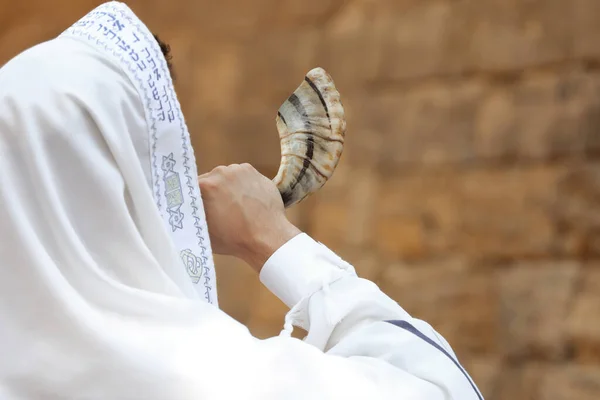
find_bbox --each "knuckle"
[229,164,249,176]
[198,177,218,190]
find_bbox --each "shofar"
[273,67,346,208]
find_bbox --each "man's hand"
[198,164,301,273]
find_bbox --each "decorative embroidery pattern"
[61,2,217,305]
[175,98,212,301]
[161,153,184,231]
[180,249,204,284]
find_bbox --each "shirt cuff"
[259,233,356,308]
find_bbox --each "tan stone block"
[475,90,517,159]
[573,0,600,59]
[214,255,262,326]
[377,170,460,219]
[315,0,386,85]
[309,166,378,250]
[337,248,383,283]
[460,357,502,400]
[283,204,303,228]
[494,363,546,400]
[159,30,197,116]
[218,110,283,171]
[475,72,600,161]
[246,285,289,339]
[516,73,600,159]
[379,261,499,355]
[377,2,452,80]
[237,28,322,110]
[190,123,236,173]
[416,0,574,74]
[540,366,600,400]
[378,166,560,260]
[498,262,580,361]
[567,266,600,362]
[455,167,558,259]
[127,1,193,33]
[190,42,242,119]
[555,164,600,257]
[375,81,485,166]
[374,173,448,260]
[465,0,571,70]
[344,168,378,247]
[339,98,385,167]
[149,0,277,38]
[310,201,348,250]
[375,216,426,260]
[274,0,341,26]
[247,285,288,325]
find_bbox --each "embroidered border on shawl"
[59,2,216,304]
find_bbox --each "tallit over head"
[0,2,270,398]
[0,2,219,303]
[58,1,219,304]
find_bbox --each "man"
[0,2,483,399]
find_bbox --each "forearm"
[238,220,301,273]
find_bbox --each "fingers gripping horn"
[273,68,346,208]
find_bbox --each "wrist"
[241,219,302,273]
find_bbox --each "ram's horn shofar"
[273,67,346,208]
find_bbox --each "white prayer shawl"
[63,1,218,304]
[0,2,483,399]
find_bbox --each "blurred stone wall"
[2,1,599,399]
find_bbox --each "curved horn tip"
[306,67,332,79]
[273,67,345,208]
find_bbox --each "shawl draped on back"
[0,3,260,399]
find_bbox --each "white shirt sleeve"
[257,233,484,400]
